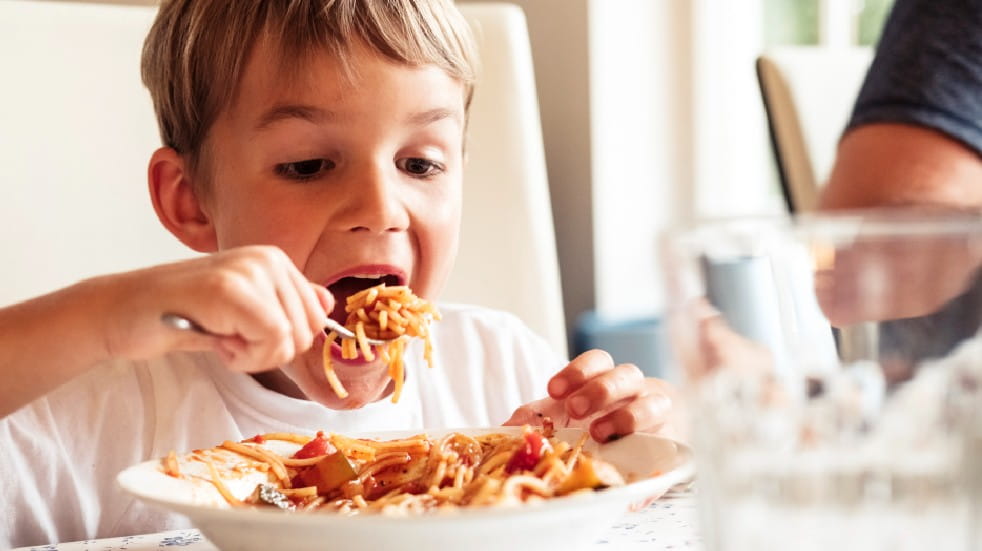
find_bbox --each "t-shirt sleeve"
[848,0,982,155]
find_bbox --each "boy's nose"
[337,165,409,234]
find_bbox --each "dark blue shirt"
[849,0,982,155]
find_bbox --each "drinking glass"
[664,210,982,551]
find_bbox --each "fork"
[160,313,394,345]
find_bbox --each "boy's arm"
[0,278,118,417]
[0,246,331,418]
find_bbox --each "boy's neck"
[251,371,306,400]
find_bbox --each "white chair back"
[757,46,873,212]
[449,4,567,354]
[0,1,567,354]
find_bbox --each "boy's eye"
[275,159,335,180]
[397,157,444,178]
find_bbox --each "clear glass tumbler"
[664,210,982,551]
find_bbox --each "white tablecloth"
[16,495,701,551]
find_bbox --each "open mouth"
[326,273,402,326]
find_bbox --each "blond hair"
[141,0,478,171]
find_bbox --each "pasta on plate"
[160,423,630,516]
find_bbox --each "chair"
[0,1,567,354]
[756,47,879,361]
[448,4,567,354]
[757,46,873,212]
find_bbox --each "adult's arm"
[820,0,982,210]
[821,123,982,210]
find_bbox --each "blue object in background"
[573,311,666,378]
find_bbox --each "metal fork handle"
[322,318,392,345]
[160,313,391,345]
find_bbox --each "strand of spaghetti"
[321,332,349,399]
[372,463,427,489]
[565,433,589,471]
[204,457,243,506]
[258,433,313,445]
[502,475,552,498]
[365,286,380,306]
[428,455,448,488]
[279,486,318,499]
[452,464,466,489]
[379,285,410,298]
[301,496,326,511]
[357,453,412,483]
[373,450,419,463]
[385,309,407,325]
[354,320,375,361]
[428,486,464,500]
[467,477,503,506]
[424,332,434,369]
[330,434,378,457]
[359,437,429,452]
[341,337,356,360]
[219,441,290,486]
[389,341,405,403]
[162,451,181,478]
[476,450,513,477]
[281,455,331,468]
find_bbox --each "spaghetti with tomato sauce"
[161,423,626,515]
[322,283,439,404]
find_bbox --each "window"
[763,0,895,47]
[692,0,895,219]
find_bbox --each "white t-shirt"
[0,304,563,549]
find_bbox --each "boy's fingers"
[589,392,672,443]
[212,336,249,366]
[564,363,644,420]
[547,349,615,398]
[502,405,538,426]
[285,267,330,345]
[312,284,335,314]
[276,266,315,354]
[208,274,294,370]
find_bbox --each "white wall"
[469,0,697,325]
[692,0,785,218]
[471,0,598,345]
[588,0,694,319]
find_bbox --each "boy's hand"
[504,350,680,443]
[101,245,332,373]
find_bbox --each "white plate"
[117,427,694,551]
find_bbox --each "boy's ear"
[148,147,218,253]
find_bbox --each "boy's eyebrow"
[253,105,460,130]
[254,104,336,130]
[407,107,461,126]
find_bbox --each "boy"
[0,0,676,547]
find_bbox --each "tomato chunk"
[292,432,335,459]
[505,431,550,474]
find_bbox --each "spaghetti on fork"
[322,283,440,403]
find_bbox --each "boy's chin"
[280,352,394,410]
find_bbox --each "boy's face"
[196,39,465,406]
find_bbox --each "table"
[16,495,701,551]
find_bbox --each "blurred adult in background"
[820,0,982,211]
[817,0,982,377]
